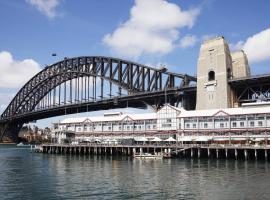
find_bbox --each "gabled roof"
[121,115,134,122]
[212,110,230,117]
[60,112,156,124]
[179,106,270,118]
[158,104,184,114]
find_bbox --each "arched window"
[208,71,215,81]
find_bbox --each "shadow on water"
[0,145,270,200]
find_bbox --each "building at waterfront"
[52,103,270,145]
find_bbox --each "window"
[108,127,111,130]
[220,123,224,128]
[250,121,254,127]
[258,121,263,127]
[232,122,237,128]
[193,124,196,129]
[186,124,190,128]
[240,122,244,127]
[119,126,122,130]
[204,123,208,128]
[166,119,172,123]
[162,124,172,127]
[208,71,215,81]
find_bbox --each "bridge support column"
[198,148,200,158]
[216,149,219,159]
[0,122,23,143]
[191,148,193,158]
[207,148,210,158]
[235,149,238,160]
[265,149,268,160]
[133,148,136,156]
[225,149,228,159]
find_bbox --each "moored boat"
[133,153,163,159]
[16,142,31,147]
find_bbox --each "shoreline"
[0,143,16,145]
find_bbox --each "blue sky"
[0,0,270,127]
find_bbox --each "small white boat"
[133,153,163,159]
[16,142,31,147]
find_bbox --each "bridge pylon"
[0,121,22,143]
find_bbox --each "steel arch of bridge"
[0,56,196,128]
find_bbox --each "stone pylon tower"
[231,50,250,79]
[196,36,233,110]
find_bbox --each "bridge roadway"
[0,86,196,124]
[41,143,270,160]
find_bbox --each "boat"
[133,153,163,159]
[163,153,172,159]
[16,142,31,147]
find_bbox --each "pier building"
[50,36,270,148]
[52,103,270,146]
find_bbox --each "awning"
[165,137,176,142]
[195,136,213,142]
[252,138,267,142]
[230,137,248,141]
[213,137,230,141]
[134,137,148,142]
[150,137,162,142]
[178,137,193,141]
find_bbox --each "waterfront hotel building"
[51,36,270,145]
[52,103,270,145]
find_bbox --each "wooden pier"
[40,143,270,160]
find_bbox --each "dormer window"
[208,70,215,81]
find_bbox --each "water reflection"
[0,145,269,200]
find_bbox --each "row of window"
[73,124,157,132]
[185,120,265,129]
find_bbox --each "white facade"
[52,104,270,143]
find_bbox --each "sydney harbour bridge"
[1,56,270,142]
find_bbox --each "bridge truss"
[0,56,196,141]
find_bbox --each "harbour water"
[0,144,270,200]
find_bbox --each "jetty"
[40,143,270,160]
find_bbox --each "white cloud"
[243,28,270,63]
[229,40,244,51]
[26,0,61,19]
[201,34,218,42]
[179,35,197,48]
[0,51,41,89]
[231,28,270,63]
[103,0,200,58]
